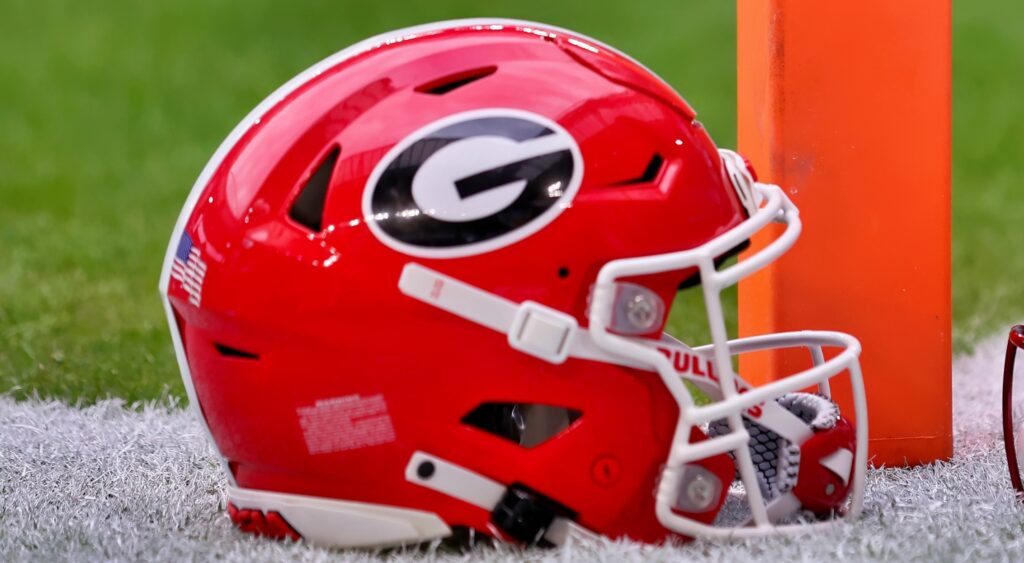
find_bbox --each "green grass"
[952,2,1024,347]
[0,1,1019,403]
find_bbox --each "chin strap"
[709,392,852,522]
[398,262,638,367]
[709,392,837,499]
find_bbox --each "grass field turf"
[0,1,1020,403]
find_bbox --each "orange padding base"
[736,0,952,466]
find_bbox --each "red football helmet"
[161,19,868,548]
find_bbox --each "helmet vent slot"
[613,153,664,185]
[462,403,581,448]
[415,66,497,95]
[213,343,260,360]
[288,146,339,232]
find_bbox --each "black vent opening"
[288,146,339,232]
[613,153,664,186]
[214,343,260,360]
[462,403,581,448]
[416,66,497,95]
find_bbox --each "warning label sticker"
[297,393,396,455]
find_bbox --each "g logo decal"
[363,109,583,258]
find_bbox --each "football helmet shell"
[161,18,867,547]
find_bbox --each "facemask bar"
[588,180,867,538]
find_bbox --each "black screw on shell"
[417,461,435,479]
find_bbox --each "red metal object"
[1002,325,1024,496]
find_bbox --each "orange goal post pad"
[736,1,952,465]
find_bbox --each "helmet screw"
[686,475,714,509]
[825,483,836,496]
[591,456,622,486]
[626,294,656,330]
[417,461,435,480]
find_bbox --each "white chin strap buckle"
[508,301,578,364]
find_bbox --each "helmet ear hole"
[462,403,581,448]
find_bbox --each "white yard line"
[2,335,1023,562]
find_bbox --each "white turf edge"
[3,334,1024,562]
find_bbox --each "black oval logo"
[363,109,582,258]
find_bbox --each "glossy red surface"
[1010,325,1024,348]
[167,22,747,543]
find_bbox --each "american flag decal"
[170,233,207,307]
